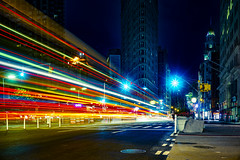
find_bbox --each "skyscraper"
[199,28,219,119]
[219,0,240,122]
[121,0,159,96]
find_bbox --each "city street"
[0,120,175,160]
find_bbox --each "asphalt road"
[0,120,176,160]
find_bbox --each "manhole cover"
[120,149,146,154]
[193,145,215,149]
[175,142,197,145]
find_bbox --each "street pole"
[104,82,106,110]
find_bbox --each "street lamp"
[191,97,197,103]
[171,79,179,87]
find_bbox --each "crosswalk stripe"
[162,151,170,155]
[155,151,162,155]
[162,143,168,146]
[166,138,171,141]
[154,126,162,128]
[170,143,174,147]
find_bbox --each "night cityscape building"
[198,28,219,120]
[107,49,121,79]
[219,0,240,122]
[158,47,171,111]
[25,0,65,26]
[121,0,159,97]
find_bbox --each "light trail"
[0,3,158,100]
[0,58,157,110]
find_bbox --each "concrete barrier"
[183,118,204,133]
[177,116,188,132]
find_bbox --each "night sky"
[65,0,220,81]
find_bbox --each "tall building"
[107,49,121,79]
[26,0,65,26]
[199,28,219,119]
[121,0,159,97]
[158,47,170,111]
[219,0,240,122]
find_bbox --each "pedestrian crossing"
[59,122,175,133]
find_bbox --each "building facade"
[158,47,171,111]
[26,0,65,26]
[219,0,240,122]
[199,28,219,120]
[121,0,159,96]
[107,49,121,79]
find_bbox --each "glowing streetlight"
[171,79,179,87]
[191,97,197,103]
[123,84,129,90]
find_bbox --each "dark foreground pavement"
[167,123,240,160]
[0,121,175,160]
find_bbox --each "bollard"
[174,114,177,134]
[49,117,51,128]
[24,116,26,129]
[59,117,61,127]
[37,117,39,129]
[6,112,8,131]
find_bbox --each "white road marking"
[155,151,162,155]
[172,139,176,141]
[169,143,174,147]
[154,126,162,128]
[166,139,171,141]
[162,143,168,147]
[166,126,172,128]
[143,126,151,128]
[112,130,125,134]
[162,151,170,155]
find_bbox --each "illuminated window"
[209,44,213,48]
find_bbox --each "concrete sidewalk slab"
[167,124,240,160]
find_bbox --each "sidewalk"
[167,123,240,160]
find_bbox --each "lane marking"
[162,143,168,147]
[155,151,162,155]
[162,151,170,155]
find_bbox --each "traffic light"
[199,83,211,92]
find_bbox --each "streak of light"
[0,57,157,109]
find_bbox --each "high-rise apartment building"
[121,0,159,96]
[219,0,240,122]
